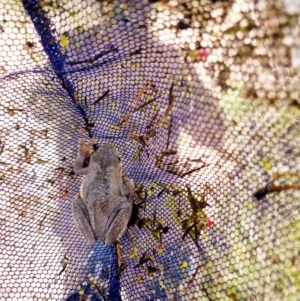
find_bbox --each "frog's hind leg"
[72,195,96,245]
[104,201,133,246]
[122,176,134,197]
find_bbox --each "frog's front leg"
[74,138,97,175]
[104,199,133,246]
[72,195,96,245]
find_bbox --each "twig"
[117,95,160,127]
[186,265,201,291]
[133,96,160,113]
[166,116,172,150]
[161,150,177,156]
[58,263,68,276]
[166,164,209,178]
[58,255,69,276]
[146,109,159,129]
[90,280,107,301]
[163,159,179,166]
[181,165,209,177]
[182,223,197,240]
[116,241,122,268]
[164,83,174,118]
[92,90,110,105]
[188,157,205,163]
[0,140,5,156]
[163,261,174,277]
[39,214,47,230]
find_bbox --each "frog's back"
[81,168,107,203]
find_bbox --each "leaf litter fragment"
[133,81,151,109]
[156,83,174,125]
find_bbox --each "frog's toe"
[89,138,97,146]
[78,138,86,146]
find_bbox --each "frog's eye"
[117,156,121,162]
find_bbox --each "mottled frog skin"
[72,138,134,246]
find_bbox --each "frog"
[72,138,134,246]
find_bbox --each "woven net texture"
[1,0,300,300]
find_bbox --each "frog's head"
[90,143,121,168]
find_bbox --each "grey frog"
[72,138,134,246]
